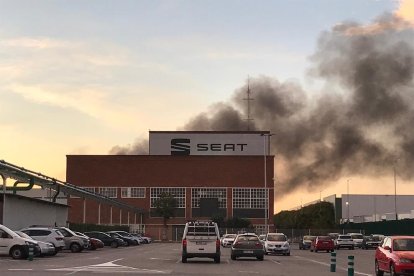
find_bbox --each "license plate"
[196,241,206,245]
[244,250,254,254]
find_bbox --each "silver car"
[15,231,57,256]
[20,227,65,252]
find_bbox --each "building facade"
[66,131,275,239]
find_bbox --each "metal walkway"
[0,159,144,215]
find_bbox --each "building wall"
[3,194,68,230]
[66,155,274,228]
[341,194,414,222]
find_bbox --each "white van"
[0,224,40,259]
[181,221,221,263]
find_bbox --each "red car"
[310,236,335,253]
[375,236,414,276]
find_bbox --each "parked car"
[310,236,335,253]
[349,233,364,248]
[0,224,40,259]
[221,234,237,247]
[375,236,414,276]
[107,232,136,246]
[328,232,340,240]
[19,227,65,252]
[55,227,90,252]
[231,233,264,261]
[299,235,316,250]
[131,233,152,244]
[362,234,384,250]
[264,233,290,255]
[84,231,125,248]
[181,221,221,263]
[108,231,140,245]
[15,231,56,256]
[258,234,266,244]
[74,232,104,250]
[335,235,354,250]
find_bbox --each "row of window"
[76,187,268,209]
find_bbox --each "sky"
[0,0,412,212]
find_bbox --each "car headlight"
[399,258,412,263]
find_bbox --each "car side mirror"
[384,246,392,252]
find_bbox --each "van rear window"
[186,226,217,236]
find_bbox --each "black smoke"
[111,14,414,195]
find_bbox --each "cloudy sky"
[1,0,412,212]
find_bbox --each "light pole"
[261,133,273,234]
[346,179,350,223]
[393,159,399,220]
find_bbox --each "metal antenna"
[243,76,254,131]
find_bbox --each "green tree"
[154,192,177,240]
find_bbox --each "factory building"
[66,131,275,240]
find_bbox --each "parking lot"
[0,243,376,276]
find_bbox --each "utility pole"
[243,76,254,131]
[394,159,398,220]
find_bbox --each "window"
[97,187,117,198]
[233,188,268,209]
[83,187,95,193]
[191,188,227,208]
[121,187,146,198]
[150,188,185,208]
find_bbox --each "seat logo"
[171,138,191,155]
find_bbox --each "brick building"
[66,131,275,240]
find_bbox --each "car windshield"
[339,235,352,239]
[393,239,414,251]
[224,234,236,239]
[351,234,363,239]
[267,235,287,241]
[237,235,259,242]
[317,236,331,241]
[303,236,316,240]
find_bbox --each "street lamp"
[346,179,350,223]
[261,133,273,234]
[393,158,400,220]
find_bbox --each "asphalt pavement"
[0,243,377,276]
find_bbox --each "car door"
[0,229,12,255]
[377,237,391,271]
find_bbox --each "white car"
[181,221,220,263]
[0,224,40,259]
[221,234,237,247]
[20,227,66,252]
[335,235,354,250]
[15,231,57,256]
[349,233,364,248]
[264,233,290,256]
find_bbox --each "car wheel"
[315,249,318,253]
[257,255,264,261]
[375,260,384,276]
[70,243,81,253]
[390,263,399,276]
[286,252,290,256]
[10,246,25,259]
[110,241,119,248]
[181,255,187,263]
[214,256,220,263]
[231,255,236,260]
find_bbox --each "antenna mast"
[243,76,254,131]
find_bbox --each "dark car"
[310,236,335,253]
[107,232,137,246]
[85,231,125,248]
[362,234,384,250]
[74,232,104,250]
[231,234,264,261]
[375,236,414,276]
[299,235,316,250]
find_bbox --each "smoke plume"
[111,14,414,195]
